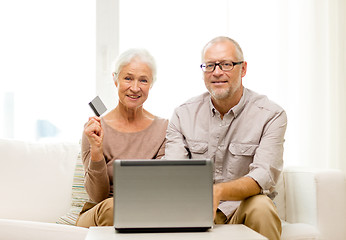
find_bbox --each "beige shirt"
[82,116,168,203]
[165,88,287,217]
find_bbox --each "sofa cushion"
[57,151,89,225]
[281,221,321,240]
[0,139,79,222]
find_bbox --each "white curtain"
[224,0,346,172]
[275,0,346,172]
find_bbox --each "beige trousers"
[76,194,281,240]
[76,197,114,228]
[215,194,282,240]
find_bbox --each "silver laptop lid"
[113,159,213,231]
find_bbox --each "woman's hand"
[84,116,104,162]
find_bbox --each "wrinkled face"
[115,58,153,110]
[203,40,246,101]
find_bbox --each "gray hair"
[113,48,157,85]
[201,36,244,62]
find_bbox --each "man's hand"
[213,183,223,220]
[212,177,261,220]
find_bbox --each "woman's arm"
[82,117,110,203]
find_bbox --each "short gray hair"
[201,36,244,62]
[113,48,157,85]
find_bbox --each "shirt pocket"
[226,143,259,179]
[228,143,258,156]
[186,140,208,159]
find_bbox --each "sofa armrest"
[284,167,346,240]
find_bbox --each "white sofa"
[274,167,346,240]
[0,138,345,240]
[0,139,88,240]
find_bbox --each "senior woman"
[76,49,168,227]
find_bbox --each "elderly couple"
[76,36,287,240]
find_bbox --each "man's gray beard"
[209,88,230,100]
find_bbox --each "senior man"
[165,36,287,240]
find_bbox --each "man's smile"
[211,80,228,85]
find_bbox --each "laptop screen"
[113,159,213,231]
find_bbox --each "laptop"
[113,159,213,232]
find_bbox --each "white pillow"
[0,138,79,222]
[57,151,89,225]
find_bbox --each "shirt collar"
[209,97,217,117]
[208,87,248,118]
[232,87,247,118]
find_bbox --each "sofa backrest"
[0,139,79,223]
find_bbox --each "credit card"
[89,96,107,117]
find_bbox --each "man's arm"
[245,110,287,194]
[214,109,287,220]
[165,110,190,159]
[213,177,260,219]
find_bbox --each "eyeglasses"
[200,61,243,72]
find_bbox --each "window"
[0,0,96,141]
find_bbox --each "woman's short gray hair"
[113,48,157,85]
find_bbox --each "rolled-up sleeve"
[245,110,287,194]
